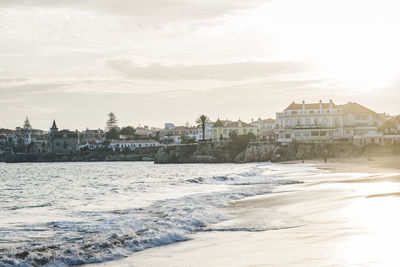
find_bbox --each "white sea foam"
[0,162,316,266]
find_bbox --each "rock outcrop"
[154,142,232,163]
[155,141,400,164]
[2,147,160,163]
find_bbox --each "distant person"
[324,156,328,164]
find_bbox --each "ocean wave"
[0,187,272,266]
[185,167,302,186]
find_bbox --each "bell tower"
[50,120,58,133]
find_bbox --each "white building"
[160,123,213,144]
[108,140,161,151]
[275,100,379,144]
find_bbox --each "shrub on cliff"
[226,133,256,158]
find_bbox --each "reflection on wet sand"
[100,156,400,267]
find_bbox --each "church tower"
[50,120,58,133]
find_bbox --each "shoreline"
[91,155,400,266]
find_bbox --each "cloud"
[0,0,262,23]
[105,59,313,81]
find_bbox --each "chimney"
[329,99,333,113]
[302,101,306,114]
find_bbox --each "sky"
[1,0,400,130]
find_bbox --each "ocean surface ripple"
[0,162,314,266]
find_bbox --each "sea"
[0,161,317,266]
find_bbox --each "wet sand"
[94,156,400,266]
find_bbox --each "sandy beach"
[94,156,400,267]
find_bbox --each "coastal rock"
[154,141,385,164]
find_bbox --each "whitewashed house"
[108,140,161,151]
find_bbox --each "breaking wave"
[0,162,310,266]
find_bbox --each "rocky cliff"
[155,141,400,164]
[2,147,160,163]
[154,142,233,163]
[235,142,363,162]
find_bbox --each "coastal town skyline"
[2,0,400,129]
[0,97,397,131]
[3,1,400,266]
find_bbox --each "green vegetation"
[181,135,196,144]
[23,116,32,130]
[226,132,256,156]
[195,114,211,141]
[105,127,120,140]
[105,112,118,131]
[120,126,136,139]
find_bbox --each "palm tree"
[196,115,211,141]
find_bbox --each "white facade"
[196,123,213,141]
[160,123,212,144]
[108,140,161,151]
[251,118,275,133]
[275,100,379,144]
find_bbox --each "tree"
[120,126,136,139]
[227,133,256,156]
[106,112,118,131]
[195,115,211,141]
[181,135,196,144]
[23,116,32,130]
[105,127,120,140]
[41,141,46,152]
[154,131,160,141]
[7,136,14,145]
[17,137,24,145]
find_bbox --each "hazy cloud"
[0,0,262,23]
[106,60,313,81]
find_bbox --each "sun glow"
[243,0,400,90]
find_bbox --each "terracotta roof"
[171,126,187,131]
[214,120,256,128]
[284,101,336,111]
[213,120,223,127]
[338,102,377,115]
[251,118,275,124]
